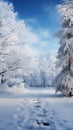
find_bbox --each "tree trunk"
[1,74,4,84]
[69,56,71,71]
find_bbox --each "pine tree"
[53,0,73,96]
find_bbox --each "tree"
[0,1,28,86]
[53,0,73,96]
[0,1,23,85]
[23,54,57,88]
[39,54,57,87]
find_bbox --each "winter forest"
[0,0,73,130]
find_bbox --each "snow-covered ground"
[0,86,73,130]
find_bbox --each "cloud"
[38,28,50,38]
[40,41,49,47]
[27,27,50,47]
[25,18,38,25]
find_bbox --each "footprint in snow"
[36,119,50,127]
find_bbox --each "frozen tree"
[39,70,46,87]
[24,53,57,88]
[0,1,19,84]
[53,0,73,96]
[39,54,57,87]
[0,1,32,86]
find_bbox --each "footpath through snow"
[0,87,73,130]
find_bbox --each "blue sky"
[5,0,63,56]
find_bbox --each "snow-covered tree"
[24,53,57,88]
[39,54,57,86]
[0,1,33,86]
[53,0,73,96]
[0,1,18,84]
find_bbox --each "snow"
[0,87,73,130]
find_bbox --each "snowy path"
[15,98,73,130]
[0,88,73,130]
[16,99,56,130]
